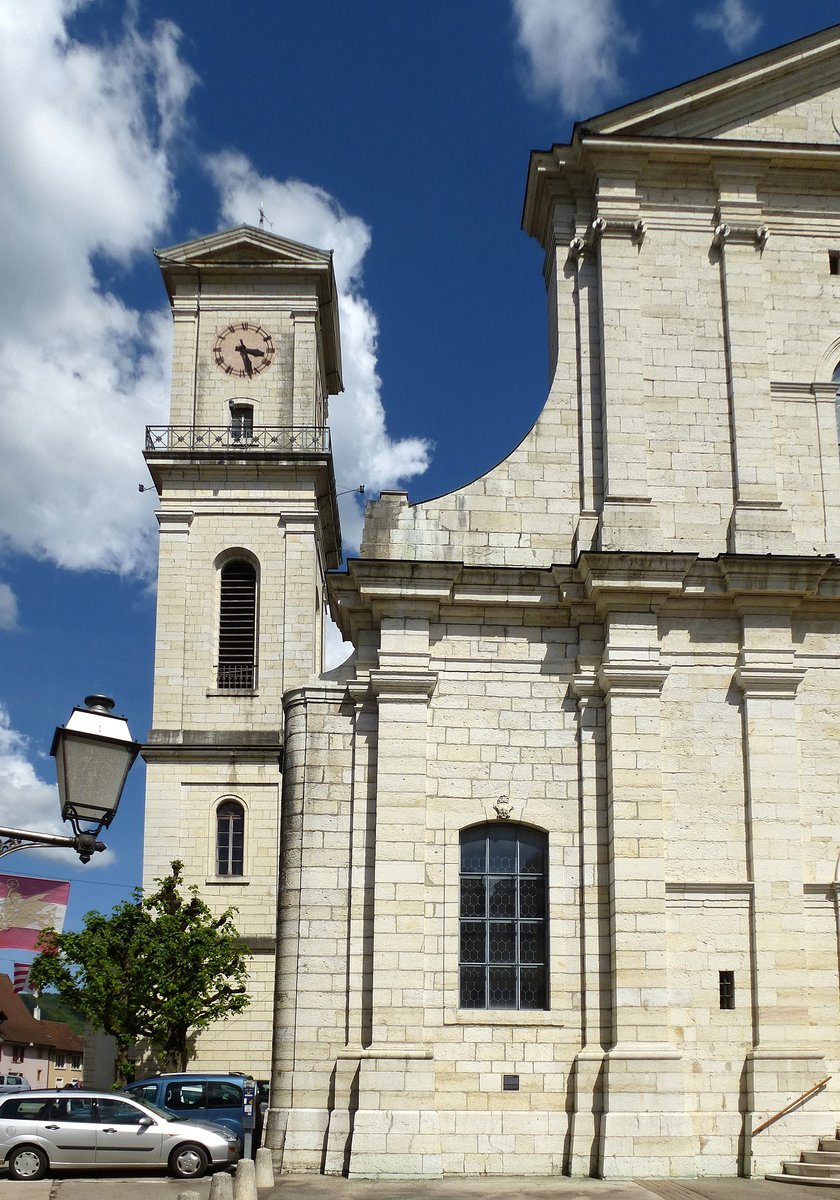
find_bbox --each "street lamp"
[0,695,140,863]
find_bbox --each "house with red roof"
[0,974,83,1088]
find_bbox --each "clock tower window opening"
[229,401,254,441]
[217,559,257,689]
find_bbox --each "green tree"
[30,861,250,1081]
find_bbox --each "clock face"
[213,322,274,378]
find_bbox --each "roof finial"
[258,201,272,229]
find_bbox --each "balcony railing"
[145,426,331,454]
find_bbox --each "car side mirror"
[138,1116,153,1127]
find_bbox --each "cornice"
[524,136,840,249]
[718,555,835,598]
[576,552,697,612]
[142,743,283,766]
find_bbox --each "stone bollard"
[209,1171,235,1200]
[233,1156,258,1200]
[255,1146,275,1188]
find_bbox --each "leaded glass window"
[459,823,548,1009]
[217,800,244,876]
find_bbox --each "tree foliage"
[30,861,250,1081]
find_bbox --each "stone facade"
[143,25,840,1181]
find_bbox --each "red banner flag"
[13,963,30,994]
[0,876,70,951]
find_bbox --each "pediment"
[583,23,840,145]
[155,225,333,271]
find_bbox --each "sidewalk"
[0,1174,830,1200]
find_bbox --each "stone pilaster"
[593,174,658,550]
[568,660,608,1175]
[345,617,441,1177]
[733,611,828,1174]
[291,310,317,426]
[596,611,692,1177]
[568,211,603,558]
[280,512,324,693]
[714,174,793,553]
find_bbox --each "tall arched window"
[216,800,244,876]
[459,823,548,1010]
[217,559,257,689]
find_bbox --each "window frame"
[458,822,549,1012]
[216,798,245,877]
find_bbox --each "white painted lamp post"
[0,695,140,862]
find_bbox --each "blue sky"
[0,0,837,963]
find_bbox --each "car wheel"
[169,1141,209,1179]
[8,1144,48,1181]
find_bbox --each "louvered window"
[217,560,256,689]
[217,800,244,876]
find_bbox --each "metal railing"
[145,426,331,454]
[216,664,256,690]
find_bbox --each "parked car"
[0,1075,30,1096]
[122,1072,250,1140]
[0,1089,240,1181]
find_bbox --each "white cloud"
[205,152,432,551]
[695,0,762,54]
[0,586,18,632]
[0,706,112,867]
[0,1,196,576]
[511,0,634,115]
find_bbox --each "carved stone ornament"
[494,796,513,821]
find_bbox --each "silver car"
[0,1089,240,1181]
[0,1075,30,1096]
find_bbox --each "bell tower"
[141,226,342,1075]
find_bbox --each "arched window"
[217,559,257,689]
[459,823,548,1010]
[216,800,244,876]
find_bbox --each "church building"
[142,25,840,1180]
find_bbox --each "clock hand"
[235,339,258,376]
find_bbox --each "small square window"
[829,251,840,275]
[719,970,735,1010]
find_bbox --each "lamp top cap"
[53,695,136,751]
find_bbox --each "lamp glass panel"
[58,735,135,825]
